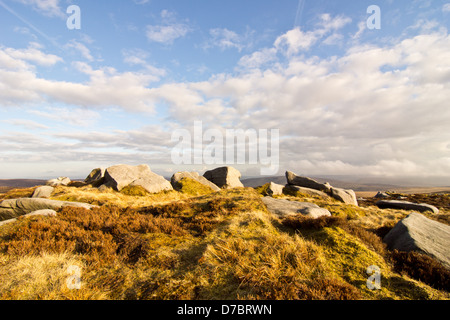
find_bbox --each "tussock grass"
[0,187,36,201]
[173,177,216,196]
[0,185,449,300]
[390,250,450,291]
[0,252,106,300]
[50,185,188,207]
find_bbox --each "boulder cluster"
[82,164,243,193]
[1,164,448,270]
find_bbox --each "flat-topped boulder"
[285,171,358,206]
[31,186,54,199]
[0,209,57,227]
[46,177,71,187]
[171,172,220,192]
[0,198,97,222]
[285,171,332,193]
[262,197,331,219]
[203,167,244,189]
[102,164,173,194]
[331,187,358,206]
[283,185,330,198]
[383,212,450,269]
[84,168,106,187]
[376,200,439,214]
[265,182,284,196]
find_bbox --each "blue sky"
[1,0,450,182]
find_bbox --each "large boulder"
[283,185,330,198]
[0,209,57,227]
[203,167,244,189]
[331,187,358,206]
[262,197,331,219]
[285,171,331,193]
[374,191,390,199]
[0,198,97,222]
[84,168,105,186]
[171,172,220,192]
[46,177,71,187]
[31,186,54,199]
[102,164,173,193]
[376,200,439,214]
[266,182,284,196]
[383,212,450,269]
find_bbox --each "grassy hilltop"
[0,180,449,300]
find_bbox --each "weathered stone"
[266,182,284,196]
[331,187,358,206]
[98,184,112,192]
[171,172,220,192]
[383,212,450,269]
[85,168,105,186]
[203,167,244,189]
[0,198,97,222]
[46,177,71,187]
[376,200,439,214]
[285,171,331,193]
[283,185,330,198]
[0,209,57,227]
[262,197,331,219]
[374,191,390,199]
[103,164,172,193]
[31,186,54,199]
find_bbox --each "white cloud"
[29,106,101,127]
[205,28,255,52]
[3,118,49,130]
[2,21,450,178]
[14,0,64,18]
[238,48,277,69]
[444,3,450,13]
[274,28,318,55]
[146,24,191,44]
[65,40,94,62]
[352,21,366,40]
[146,10,191,44]
[1,43,62,67]
[273,13,352,55]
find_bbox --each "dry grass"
[0,252,107,300]
[0,187,36,201]
[50,185,188,207]
[390,250,450,291]
[0,185,449,300]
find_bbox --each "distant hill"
[0,179,47,188]
[241,175,403,192]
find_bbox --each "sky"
[0,0,450,182]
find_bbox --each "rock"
[103,164,172,193]
[383,212,450,269]
[266,182,284,196]
[171,172,221,192]
[27,209,58,217]
[331,187,358,206]
[283,185,330,198]
[285,171,331,193]
[376,200,439,214]
[374,192,390,199]
[98,184,112,192]
[0,209,57,227]
[46,177,71,187]
[203,167,244,189]
[31,186,54,199]
[0,198,97,222]
[262,197,331,219]
[85,168,105,186]
[68,181,88,188]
